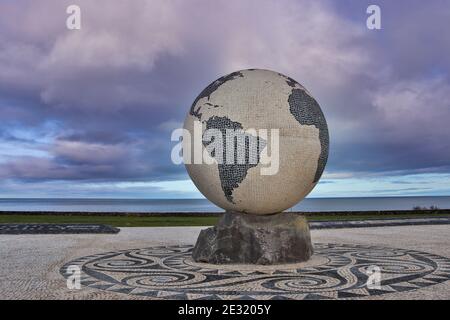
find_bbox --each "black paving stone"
[309,218,450,230]
[0,223,120,234]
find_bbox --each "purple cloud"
[0,0,449,197]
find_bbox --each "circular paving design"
[60,243,450,299]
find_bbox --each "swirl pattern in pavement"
[60,243,450,300]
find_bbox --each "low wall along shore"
[0,209,448,217]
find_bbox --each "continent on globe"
[184,69,329,214]
[287,86,329,183]
[203,115,266,203]
[190,71,244,120]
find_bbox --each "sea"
[0,196,449,213]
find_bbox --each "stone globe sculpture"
[183,69,329,264]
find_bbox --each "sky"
[0,0,449,199]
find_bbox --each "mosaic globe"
[184,69,329,214]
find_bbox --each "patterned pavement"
[60,243,450,300]
[0,225,449,299]
[0,223,120,234]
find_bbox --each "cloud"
[0,0,449,197]
[53,140,128,165]
[373,77,450,141]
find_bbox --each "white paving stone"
[0,225,449,300]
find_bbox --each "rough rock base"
[192,211,313,265]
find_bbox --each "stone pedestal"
[192,211,313,265]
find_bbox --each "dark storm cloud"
[320,0,450,177]
[0,0,449,192]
